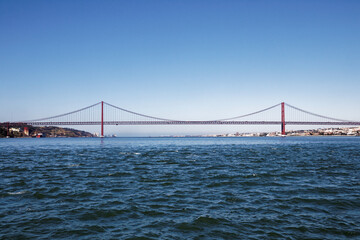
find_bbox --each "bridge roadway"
[11,121,360,126]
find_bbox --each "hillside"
[0,125,94,138]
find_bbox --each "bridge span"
[2,101,360,137]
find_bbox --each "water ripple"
[1,137,359,239]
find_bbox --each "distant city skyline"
[1,0,359,136]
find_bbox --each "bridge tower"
[101,101,104,138]
[281,102,285,135]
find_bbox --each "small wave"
[194,215,229,225]
[206,181,236,187]
[119,152,141,155]
[141,210,165,216]
[11,180,27,187]
[225,196,245,203]
[68,164,80,167]
[38,216,64,224]
[108,172,132,177]
[33,191,47,199]
[8,190,27,195]
[79,209,130,221]
[175,222,203,231]
[85,225,106,233]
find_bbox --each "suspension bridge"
[2,101,360,137]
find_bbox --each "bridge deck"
[4,121,359,126]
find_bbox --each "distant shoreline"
[1,126,359,138]
[2,135,359,139]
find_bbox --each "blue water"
[1,137,359,239]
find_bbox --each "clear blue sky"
[1,0,359,135]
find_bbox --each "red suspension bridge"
[2,101,360,137]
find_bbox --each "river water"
[1,137,359,239]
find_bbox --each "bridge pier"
[281,102,286,135]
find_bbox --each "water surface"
[1,137,359,239]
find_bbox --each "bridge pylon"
[101,101,104,138]
[281,102,286,135]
